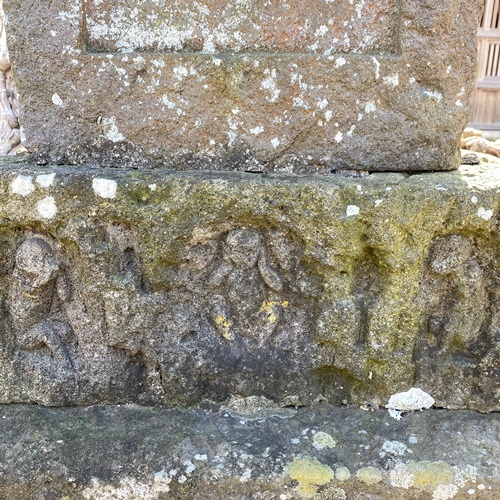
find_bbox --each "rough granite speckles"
[4,0,484,171]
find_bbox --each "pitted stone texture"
[5,0,483,171]
[0,157,498,411]
[0,404,498,499]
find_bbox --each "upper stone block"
[5,0,483,172]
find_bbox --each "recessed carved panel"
[84,0,399,54]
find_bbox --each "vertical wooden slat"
[493,0,500,28]
[478,39,489,80]
[492,44,499,76]
[483,0,494,29]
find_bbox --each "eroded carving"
[415,234,499,408]
[207,228,286,343]
[420,235,488,357]
[8,236,78,386]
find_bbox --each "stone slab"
[4,0,483,171]
[0,403,498,499]
[0,156,498,411]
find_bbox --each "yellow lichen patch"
[215,314,233,340]
[287,455,334,498]
[407,461,455,489]
[313,431,336,450]
[356,466,383,485]
[259,300,289,324]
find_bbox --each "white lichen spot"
[456,100,463,107]
[194,454,208,461]
[390,463,414,489]
[52,93,64,106]
[454,465,478,488]
[471,196,478,205]
[325,110,333,122]
[11,175,34,196]
[271,138,280,148]
[433,484,459,500]
[375,199,383,206]
[386,388,434,416]
[83,476,170,499]
[383,73,399,87]
[173,66,188,80]
[37,197,57,219]
[335,57,347,68]
[335,467,351,481]
[149,184,157,191]
[93,178,117,199]
[36,173,56,188]
[365,102,376,114]
[250,126,264,135]
[347,125,356,137]
[261,69,280,102]
[346,205,360,217]
[409,436,418,444]
[162,95,176,109]
[183,460,196,475]
[388,409,403,420]
[371,56,380,80]
[101,117,125,142]
[315,25,329,37]
[317,98,328,110]
[423,90,443,101]
[477,207,493,220]
[313,431,336,450]
[335,131,343,143]
[477,484,485,490]
[240,468,252,483]
[380,440,412,458]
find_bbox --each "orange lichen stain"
[259,300,289,324]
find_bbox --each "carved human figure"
[9,237,75,367]
[422,234,487,355]
[208,228,285,343]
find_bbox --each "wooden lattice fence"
[470,0,500,129]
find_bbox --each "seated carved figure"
[209,228,285,343]
[9,237,74,367]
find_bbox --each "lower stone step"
[0,402,497,499]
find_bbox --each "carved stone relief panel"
[415,234,499,408]
[4,0,483,170]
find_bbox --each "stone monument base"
[0,156,498,413]
[0,403,498,499]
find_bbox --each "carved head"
[224,229,262,269]
[14,237,60,288]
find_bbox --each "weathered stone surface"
[4,0,483,171]
[0,403,498,499]
[0,2,20,155]
[0,156,498,411]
